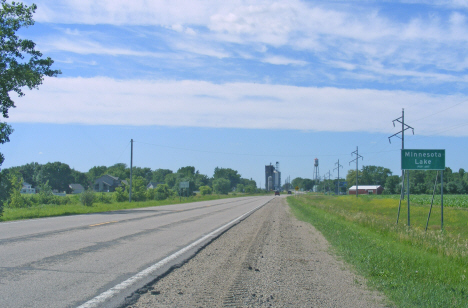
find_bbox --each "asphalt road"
[0,196,274,308]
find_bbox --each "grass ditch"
[1,193,265,222]
[287,195,468,308]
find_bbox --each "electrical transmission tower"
[388,108,415,226]
[334,159,343,195]
[349,146,363,197]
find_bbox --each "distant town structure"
[21,182,36,194]
[348,185,383,195]
[69,184,84,194]
[313,158,320,182]
[94,174,127,192]
[146,181,164,189]
[265,162,281,191]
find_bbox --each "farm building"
[348,185,383,195]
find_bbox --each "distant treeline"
[0,162,258,202]
[290,165,468,194]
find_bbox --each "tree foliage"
[213,167,241,189]
[0,0,60,165]
[199,185,212,195]
[213,178,231,194]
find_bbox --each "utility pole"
[389,108,414,226]
[334,159,343,195]
[129,139,133,202]
[350,147,363,197]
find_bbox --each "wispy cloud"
[9,77,468,137]
[28,0,468,87]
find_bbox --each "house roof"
[349,185,382,190]
[147,181,164,188]
[95,174,120,184]
[69,184,84,190]
[22,182,32,187]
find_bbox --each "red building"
[348,185,383,195]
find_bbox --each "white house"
[21,182,36,194]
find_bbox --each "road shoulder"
[124,197,390,307]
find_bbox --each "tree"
[384,175,401,194]
[34,162,73,193]
[0,1,60,166]
[107,163,128,180]
[213,178,231,194]
[152,168,173,182]
[177,166,195,177]
[360,165,392,186]
[213,167,241,189]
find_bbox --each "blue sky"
[3,0,468,186]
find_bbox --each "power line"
[349,146,363,198]
[412,100,467,123]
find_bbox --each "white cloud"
[8,77,468,137]
[261,56,307,66]
[41,37,166,57]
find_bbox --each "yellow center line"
[89,221,118,227]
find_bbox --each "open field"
[366,194,468,208]
[288,195,468,308]
[0,193,269,222]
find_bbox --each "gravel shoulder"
[124,196,390,308]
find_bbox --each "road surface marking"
[89,221,118,227]
[77,198,272,308]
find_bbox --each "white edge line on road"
[76,197,272,308]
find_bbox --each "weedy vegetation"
[1,192,267,222]
[288,195,468,308]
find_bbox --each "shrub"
[244,185,256,194]
[8,190,32,208]
[199,185,212,196]
[114,187,128,202]
[96,193,112,204]
[80,189,95,206]
[154,184,172,200]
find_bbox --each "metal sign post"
[401,149,445,229]
[179,181,190,201]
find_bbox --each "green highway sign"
[401,149,445,170]
[179,181,189,188]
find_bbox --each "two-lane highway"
[0,196,274,308]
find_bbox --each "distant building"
[146,181,164,189]
[265,162,281,191]
[69,184,85,194]
[265,164,275,190]
[348,185,383,195]
[94,174,126,192]
[21,182,36,194]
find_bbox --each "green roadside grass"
[288,195,468,308]
[1,193,268,222]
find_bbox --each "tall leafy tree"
[0,0,60,166]
[34,162,73,193]
[213,167,241,189]
[152,168,173,183]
